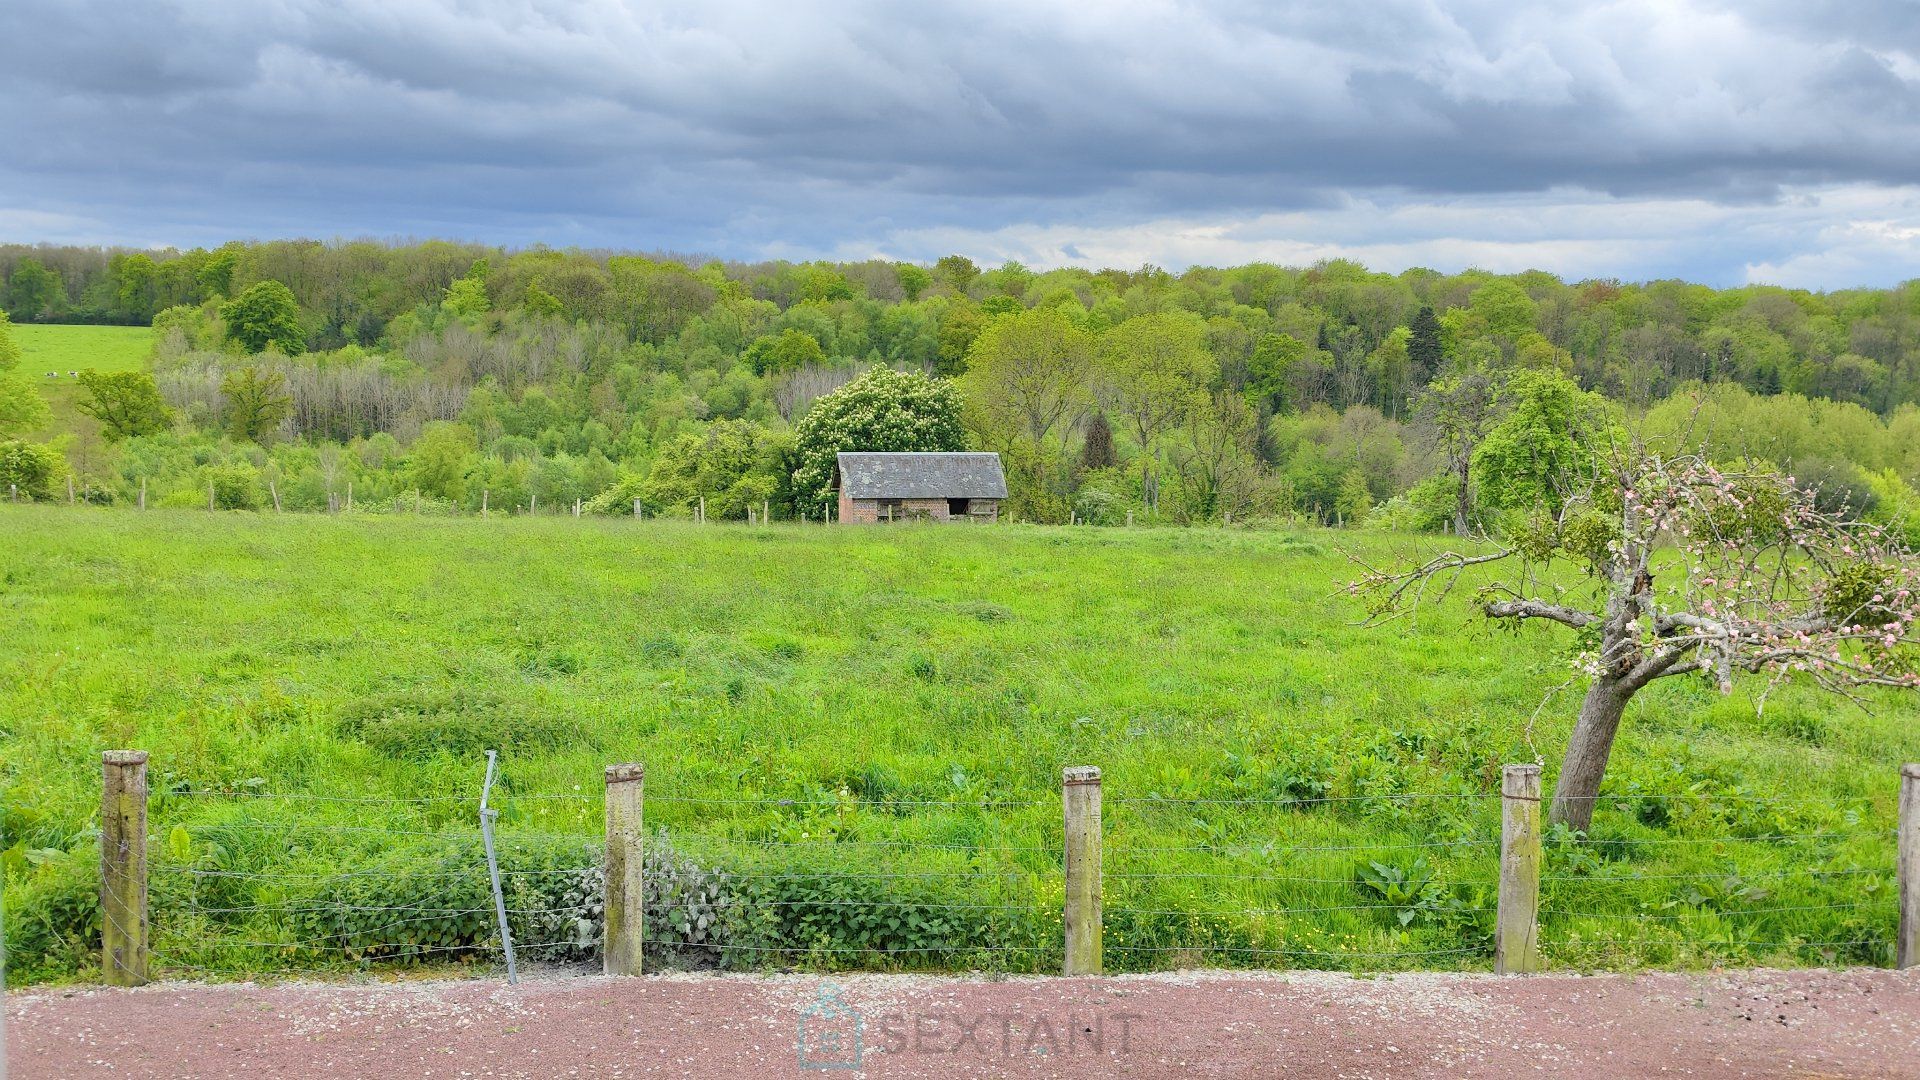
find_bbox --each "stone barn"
[833,452,1007,523]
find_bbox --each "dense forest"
[2,239,1918,534]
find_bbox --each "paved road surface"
[10,967,1920,1078]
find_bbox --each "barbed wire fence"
[91,754,1920,985]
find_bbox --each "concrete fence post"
[138,477,146,511]
[482,488,489,518]
[604,763,645,976]
[1063,765,1102,976]
[101,750,150,987]
[1496,763,1543,974]
[633,498,642,520]
[1899,762,1919,969]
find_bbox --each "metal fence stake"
[480,750,517,985]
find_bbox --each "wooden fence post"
[1496,763,1543,974]
[633,498,642,520]
[138,477,146,511]
[1899,762,1919,969]
[1063,765,1102,975]
[269,480,281,513]
[101,750,150,987]
[604,762,645,976]
[481,488,489,518]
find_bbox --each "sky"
[2,0,1919,289]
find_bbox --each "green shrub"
[0,439,61,500]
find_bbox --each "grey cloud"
[1,0,1918,284]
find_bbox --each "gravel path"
[10,966,1920,1078]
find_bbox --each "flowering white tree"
[1354,450,1920,831]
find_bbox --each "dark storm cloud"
[2,0,1919,284]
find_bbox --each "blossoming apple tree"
[1353,450,1920,830]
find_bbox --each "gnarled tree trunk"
[1549,675,1632,832]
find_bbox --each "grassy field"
[13,323,153,375]
[11,323,153,442]
[2,506,1913,982]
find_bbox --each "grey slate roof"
[835,452,1008,500]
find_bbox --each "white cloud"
[834,184,1920,287]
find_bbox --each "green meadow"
[12,323,153,442]
[2,506,1913,982]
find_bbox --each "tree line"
[0,239,1917,537]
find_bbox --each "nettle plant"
[1356,450,1920,831]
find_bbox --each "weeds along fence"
[80,754,1920,986]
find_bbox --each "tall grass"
[2,505,1913,981]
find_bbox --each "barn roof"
[835,452,1008,500]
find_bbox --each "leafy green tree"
[645,418,778,518]
[76,370,173,440]
[221,367,293,443]
[743,328,828,376]
[935,255,980,292]
[220,281,306,354]
[407,421,478,502]
[1468,279,1539,341]
[1334,468,1372,525]
[1100,311,1216,508]
[1247,332,1307,413]
[443,275,490,320]
[197,248,239,298]
[895,264,932,301]
[522,282,565,319]
[6,259,62,320]
[0,438,60,498]
[1474,369,1618,513]
[960,307,1094,449]
[788,368,966,518]
[934,301,985,377]
[1415,355,1500,536]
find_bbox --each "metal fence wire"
[107,754,1920,982]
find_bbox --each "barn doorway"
[947,498,968,517]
